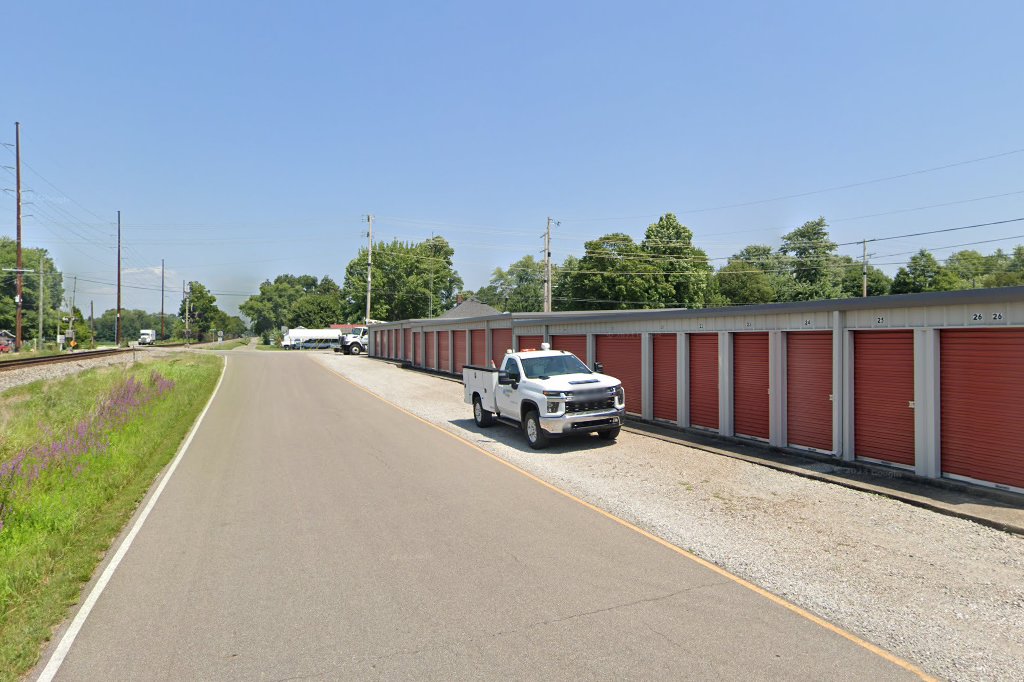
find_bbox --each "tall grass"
[0,354,222,680]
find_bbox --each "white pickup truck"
[463,343,625,449]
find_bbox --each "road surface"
[40,351,923,680]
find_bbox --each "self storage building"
[368,286,1024,494]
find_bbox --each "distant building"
[439,298,500,319]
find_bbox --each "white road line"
[37,356,228,682]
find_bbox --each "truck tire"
[523,410,549,450]
[598,427,620,441]
[473,395,496,427]
[349,344,362,355]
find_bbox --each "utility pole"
[37,253,44,350]
[364,214,374,324]
[862,239,868,298]
[543,217,558,312]
[185,281,191,346]
[70,276,77,348]
[116,211,122,346]
[160,258,165,341]
[90,301,95,348]
[14,122,23,350]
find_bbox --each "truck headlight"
[547,401,559,414]
[615,387,625,404]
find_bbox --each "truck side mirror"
[594,362,604,374]
[498,371,513,386]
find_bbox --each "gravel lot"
[0,347,184,394]
[314,352,1024,682]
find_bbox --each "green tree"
[340,236,462,321]
[837,256,893,297]
[715,260,776,305]
[945,250,987,288]
[475,255,545,312]
[554,233,666,310]
[985,248,1012,275]
[239,274,330,335]
[778,217,842,300]
[891,250,960,294]
[0,238,64,345]
[641,213,713,308]
[179,282,221,342]
[287,294,344,328]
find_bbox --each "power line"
[558,146,1024,220]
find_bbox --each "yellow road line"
[321,361,936,681]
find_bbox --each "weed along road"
[39,351,925,680]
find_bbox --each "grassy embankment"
[0,354,223,681]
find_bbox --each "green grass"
[0,350,63,363]
[196,338,249,351]
[152,338,186,346]
[255,344,284,351]
[0,353,223,681]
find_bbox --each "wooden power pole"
[116,210,122,345]
[14,122,23,350]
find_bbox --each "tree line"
[2,238,246,347]
[472,214,1024,311]
[237,213,1024,333]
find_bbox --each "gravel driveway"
[314,353,1024,682]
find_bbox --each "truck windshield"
[521,354,591,378]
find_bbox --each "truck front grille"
[566,398,615,413]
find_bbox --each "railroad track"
[0,347,139,372]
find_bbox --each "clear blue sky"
[3,1,1023,316]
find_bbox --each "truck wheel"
[473,396,496,427]
[523,411,549,450]
[349,344,361,355]
[598,427,620,441]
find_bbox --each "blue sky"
[2,1,1023,316]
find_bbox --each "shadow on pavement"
[447,417,619,456]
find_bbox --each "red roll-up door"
[405,328,413,361]
[595,335,642,415]
[941,329,1024,489]
[689,333,719,431]
[492,328,512,368]
[426,331,436,369]
[786,331,833,452]
[453,331,467,373]
[390,329,397,358]
[374,331,381,357]
[415,332,422,366]
[653,334,677,422]
[551,335,588,366]
[854,330,914,466]
[733,333,769,440]
[438,331,450,372]
[470,330,486,367]
[517,335,544,351]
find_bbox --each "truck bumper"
[539,408,625,436]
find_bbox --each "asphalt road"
[40,351,923,680]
